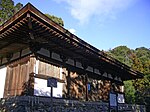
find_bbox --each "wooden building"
[0,3,143,102]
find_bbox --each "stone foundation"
[0,96,146,112]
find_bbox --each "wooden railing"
[0,96,146,112]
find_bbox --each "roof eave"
[0,3,144,81]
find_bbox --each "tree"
[0,0,23,25]
[14,3,23,14]
[131,51,150,110]
[108,46,133,67]
[124,81,136,103]
[107,46,150,110]
[45,14,64,26]
[0,1,64,26]
[108,46,136,103]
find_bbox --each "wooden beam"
[30,73,65,83]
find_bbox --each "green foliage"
[108,46,133,67]
[45,14,64,26]
[0,0,23,25]
[108,46,150,107]
[0,0,14,25]
[0,1,64,27]
[124,81,136,103]
[131,54,144,73]
[14,3,23,14]
[130,47,150,107]
[135,47,150,64]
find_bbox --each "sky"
[14,0,150,51]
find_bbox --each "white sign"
[118,93,125,103]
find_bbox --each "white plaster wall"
[52,52,62,62]
[34,77,63,98]
[66,58,74,66]
[0,66,7,98]
[86,66,93,72]
[53,67,63,97]
[33,60,63,98]
[21,48,31,57]
[37,48,50,57]
[2,58,7,64]
[34,78,51,96]
[76,61,83,68]
[94,68,101,75]
[11,52,20,61]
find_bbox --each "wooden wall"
[3,54,123,101]
[3,55,62,98]
[38,61,60,78]
[62,69,123,101]
[3,56,35,97]
[87,79,111,101]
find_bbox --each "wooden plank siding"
[3,56,36,97]
[3,66,12,97]
[69,72,86,100]
[62,69,123,101]
[3,55,62,98]
[38,61,60,79]
[3,55,123,101]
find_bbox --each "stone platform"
[0,96,146,112]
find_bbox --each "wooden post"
[109,81,118,112]
[50,86,53,112]
[85,74,88,101]
[47,77,57,112]
[67,70,71,98]
[82,60,88,101]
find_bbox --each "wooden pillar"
[28,73,35,96]
[66,70,71,98]
[85,74,88,101]
[60,55,70,98]
[82,60,88,101]
[50,86,53,112]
